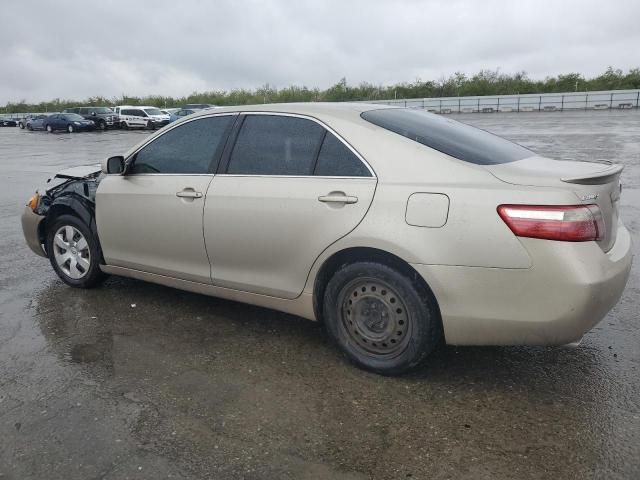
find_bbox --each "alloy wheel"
[53,225,91,279]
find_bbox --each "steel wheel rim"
[53,225,91,279]
[339,278,412,356]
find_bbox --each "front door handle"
[318,194,358,204]
[176,189,203,199]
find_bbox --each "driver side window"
[129,115,234,174]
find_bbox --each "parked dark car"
[44,114,95,133]
[0,118,18,127]
[63,107,119,130]
[25,115,49,131]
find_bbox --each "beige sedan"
[22,103,632,375]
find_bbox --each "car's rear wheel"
[323,261,441,375]
[27,124,33,131]
[19,122,24,129]
[46,124,53,133]
[67,124,74,133]
[46,214,107,288]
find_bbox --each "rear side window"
[130,115,233,174]
[314,133,371,177]
[227,115,324,175]
[361,108,533,165]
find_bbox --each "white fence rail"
[362,89,640,114]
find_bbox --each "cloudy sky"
[1,0,638,103]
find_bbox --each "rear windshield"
[360,108,533,165]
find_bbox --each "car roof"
[188,101,396,123]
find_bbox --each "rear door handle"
[176,189,203,198]
[318,194,358,204]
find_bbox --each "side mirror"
[102,156,125,174]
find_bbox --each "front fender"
[47,194,96,231]
[45,194,103,260]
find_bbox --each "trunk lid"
[487,156,622,252]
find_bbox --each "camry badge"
[580,193,599,201]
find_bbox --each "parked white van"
[113,106,171,130]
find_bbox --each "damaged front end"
[21,165,103,257]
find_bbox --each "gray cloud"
[1,0,639,103]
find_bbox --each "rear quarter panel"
[300,118,580,294]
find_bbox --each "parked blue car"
[44,113,96,133]
[168,108,197,123]
[26,115,50,131]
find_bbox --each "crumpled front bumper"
[21,206,47,257]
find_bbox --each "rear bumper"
[150,120,170,128]
[412,221,633,346]
[21,207,47,257]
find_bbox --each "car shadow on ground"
[33,274,607,395]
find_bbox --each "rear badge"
[580,193,599,201]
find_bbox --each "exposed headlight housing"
[27,193,39,211]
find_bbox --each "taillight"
[497,204,604,242]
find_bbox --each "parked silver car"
[21,103,632,374]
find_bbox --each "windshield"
[63,114,85,121]
[93,107,113,114]
[361,108,533,165]
[144,108,163,116]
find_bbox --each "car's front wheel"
[46,214,107,288]
[323,261,442,375]
[46,124,53,133]
[67,124,74,133]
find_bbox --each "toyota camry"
[21,103,632,375]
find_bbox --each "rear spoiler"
[561,163,623,185]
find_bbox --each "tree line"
[2,67,639,113]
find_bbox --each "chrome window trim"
[122,173,214,177]
[216,174,377,180]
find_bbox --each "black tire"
[98,120,106,131]
[46,214,107,288]
[323,261,441,375]
[121,121,128,130]
[27,124,33,131]
[147,121,155,130]
[19,122,25,129]
[67,124,74,133]
[46,124,53,133]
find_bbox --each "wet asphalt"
[0,111,638,480]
